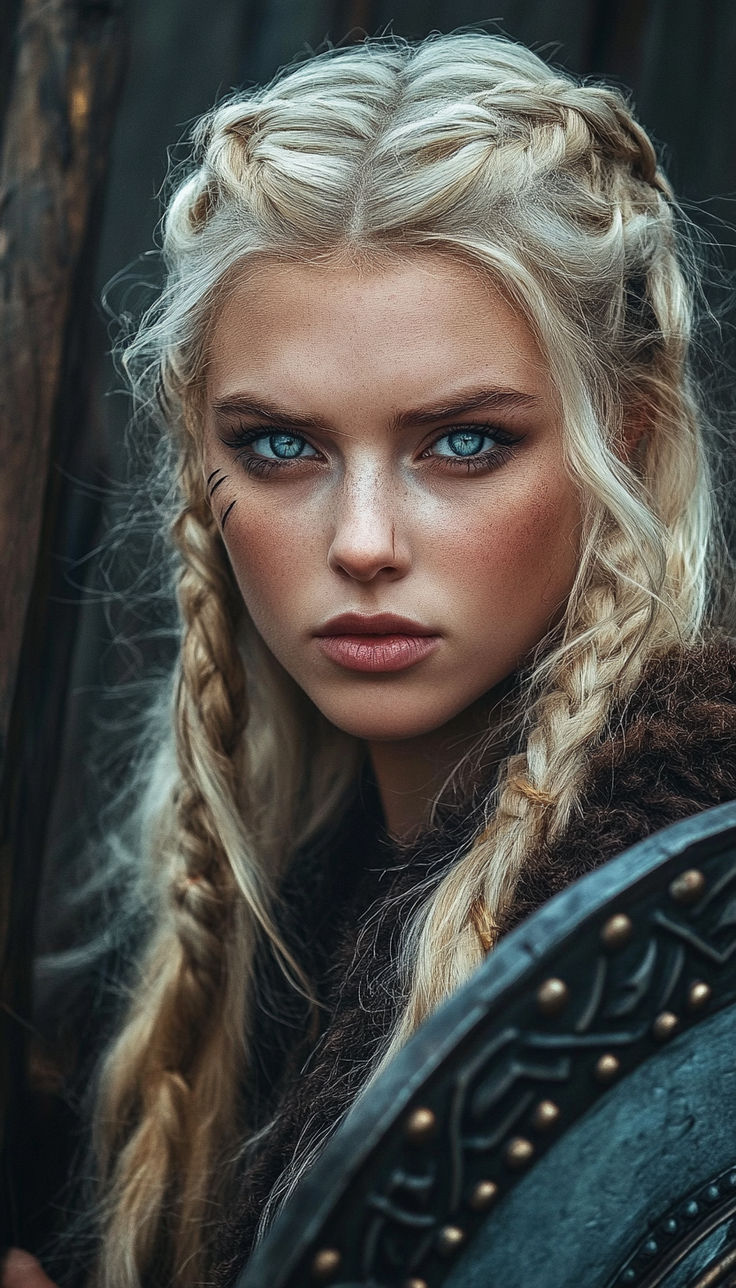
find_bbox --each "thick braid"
[94,462,258,1285]
[473,78,671,196]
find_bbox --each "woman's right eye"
[242,430,319,460]
[219,426,322,476]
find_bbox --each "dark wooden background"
[1,0,735,1251]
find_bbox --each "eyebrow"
[210,385,539,433]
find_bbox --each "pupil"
[270,433,303,458]
[449,430,485,457]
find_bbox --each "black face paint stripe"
[210,475,228,496]
[220,498,237,530]
[207,468,222,486]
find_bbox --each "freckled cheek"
[499,482,581,606]
[222,504,321,624]
[440,478,580,616]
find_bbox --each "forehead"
[205,253,552,406]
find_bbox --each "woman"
[5,28,736,1288]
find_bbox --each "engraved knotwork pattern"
[235,813,736,1288]
[316,840,736,1287]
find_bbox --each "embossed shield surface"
[237,801,736,1288]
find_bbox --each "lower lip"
[316,633,440,673]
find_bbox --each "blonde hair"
[90,31,728,1284]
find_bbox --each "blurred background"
[2,0,736,1251]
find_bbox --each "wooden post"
[0,0,129,1244]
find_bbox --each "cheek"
[445,472,581,622]
[221,499,319,624]
[512,482,580,591]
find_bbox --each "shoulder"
[500,636,736,936]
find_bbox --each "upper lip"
[315,612,436,636]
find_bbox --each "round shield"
[237,800,736,1288]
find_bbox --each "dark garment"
[212,639,736,1284]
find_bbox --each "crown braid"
[471,77,671,194]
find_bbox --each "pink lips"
[314,613,440,673]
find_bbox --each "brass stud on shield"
[669,869,706,905]
[437,1225,466,1255]
[594,1053,621,1083]
[653,1011,679,1042]
[405,1106,437,1143]
[686,980,712,1012]
[600,913,633,950]
[506,1136,534,1169]
[469,1179,499,1211]
[533,1099,561,1130]
[311,1248,341,1282]
[536,977,569,1016]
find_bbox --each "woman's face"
[204,254,582,743]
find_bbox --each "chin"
[315,697,462,743]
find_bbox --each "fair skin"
[203,253,583,837]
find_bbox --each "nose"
[327,467,411,582]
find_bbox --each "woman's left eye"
[431,428,494,458]
[423,424,523,472]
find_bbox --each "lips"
[314,613,440,673]
[315,612,436,637]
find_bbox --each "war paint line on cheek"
[220,498,237,530]
[208,467,230,498]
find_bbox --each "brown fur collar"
[499,639,736,934]
[213,640,736,1282]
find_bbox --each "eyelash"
[218,422,525,479]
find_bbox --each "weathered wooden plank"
[0,0,129,1239]
[0,0,127,775]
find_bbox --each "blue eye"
[218,424,322,478]
[433,429,491,458]
[261,432,316,459]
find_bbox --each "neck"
[367,681,516,841]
